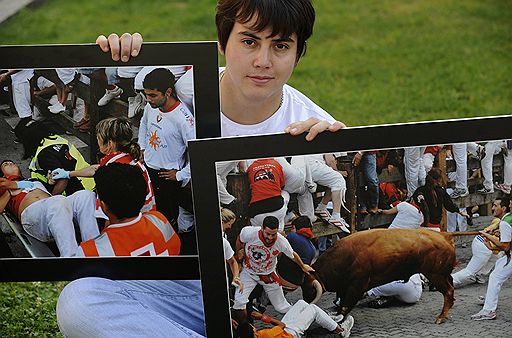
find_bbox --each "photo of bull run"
[216,141,512,337]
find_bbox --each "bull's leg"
[426,273,455,324]
[338,284,366,318]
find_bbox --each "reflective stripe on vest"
[29,135,95,191]
[144,213,175,242]
[89,233,116,256]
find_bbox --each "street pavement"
[262,216,511,338]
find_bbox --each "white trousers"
[367,273,422,303]
[447,209,467,232]
[404,147,426,198]
[482,141,512,189]
[483,254,512,312]
[280,156,315,221]
[216,161,237,205]
[233,268,291,313]
[281,300,338,338]
[307,157,345,192]
[451,143,468,191]
[250,190,290,232]
[452,236,499,287]
[11,73,33,119]
[20,190,99,257]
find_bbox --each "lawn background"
[0,0,510,336]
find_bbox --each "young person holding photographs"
[57,1,347,337]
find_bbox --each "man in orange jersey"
[75,162,180,257]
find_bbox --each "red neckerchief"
[409,201,421,211]
[161,100,180,113]
[258,229,277,247]
[5,175,22,181]
[296,228,314,239]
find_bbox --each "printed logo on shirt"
[254,169,276,183]
[181,109,195,127]
[157,114,163,123]
[149,130,161,151]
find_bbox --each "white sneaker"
[128,92,144,118]
[471,309,496,320]
[337,315,354,337]
[49,102,65,114]
[98,86,123,106]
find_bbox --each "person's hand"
[0,73,8,83]
[352,152,363,166]
[96,33,143,62]
[16,181,35,190]
[324,153,337,170]
[52,168,70,180]
[302,264,315,273]
[232,276,244,293]
[459,210,470,219]
[158,169,178,181]
[285,118,346,141]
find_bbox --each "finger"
[328,120,346,132]
[107,33,121,61]
[120,33,133,62]
[305,120,331,141]
[131,32,143,57]
[285,118,319,135]
[96,35,110,52]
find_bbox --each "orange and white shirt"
[95,152,156,218]
[76,211,180,257]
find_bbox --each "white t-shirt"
[499,218,512,243]
[239,226,294,275]
[221,84,335,137]
[389,202,424,229]
[223,237,234,261]
[175,67,336,137]
[138,102,195,182]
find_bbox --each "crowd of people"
[1,0,511,337]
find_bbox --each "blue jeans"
[360,154,379,210]
[57,278,205,337]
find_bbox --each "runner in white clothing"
[234,216,314,324]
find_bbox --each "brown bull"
[301,228,478,324]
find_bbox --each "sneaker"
[329,217,351,234]
[477,144,486,160]
[127,92,144,118]
[475,275,486,284]
[329,312,344,323]
[337,315,354,337]
[315,206,331,221]
[471,309,496,320]
[477,186,494,194]
[450,188,469,199]
[48,102,65,114]
[98,86,123,106]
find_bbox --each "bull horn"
[311,280,323,304]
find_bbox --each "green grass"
[0,0,510,335]
[0,282,66,337]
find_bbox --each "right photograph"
[189,116,512,337]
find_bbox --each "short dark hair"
[235,321,254,338]
[497,196,511,213]
[94,163,146,219]
[291,215,312,230]
[262,215,279,230]
[143,68,177,99]
[216,0,315,61]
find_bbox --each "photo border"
[0,42,221,281]
[189,115,512,337]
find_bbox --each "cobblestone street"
[264,216,511,337]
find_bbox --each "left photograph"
[1,43,220,337]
